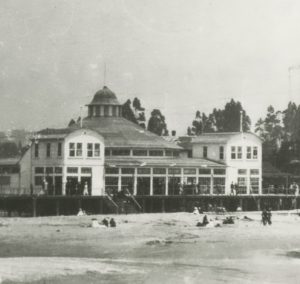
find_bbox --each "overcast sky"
[1,0,300,134]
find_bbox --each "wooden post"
[32,197,37,217]
[100,198,104,214]
[142,198,146,213]
[257,198,261,211]
[161,198,165,213]
[55,200,60,216]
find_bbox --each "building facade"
[191,132,262,194]
[3,86,262,196]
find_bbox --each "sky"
[1,0,300,135]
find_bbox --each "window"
[247,146,252,159]
[34,176,43,186]
[149,150,164,156]
[133,149,148,156]
[213,177,225,194]
[250,177,259,193]
[94,143,100,157]
[35,167,44,174]
[105,149,111,156]
[0,176,10,185]
[219,146,224,160]
[231,146,236,159]
[104,106,109,116]
[105,176,119,194]
[46,167,53,174]
[105,167,119,174]
[55,167,62,174]
[199,168,211,175]
[46,143,51,158]
[183,168,196,175]
[121,168,135,174]
[253,147,258,159]
[237,146,242,159]
[76,143,82,156]
[168,168,181,175]
[34,143,39,158]
[213,169,226,175]
[112,149,131,156]
[165,150,173,156]
[198,177,211,194]
[238,169,247,175]
[137,168,151,175]
[153,168,166,175]
[250,169,259,175]
[203,146,208,158]
[58,143,62,157]
[81,167,92,174]
[94,106,99,116]
[237,177,247,194]
[173,151,179,157]
[67,167,78,173]
[87,143,93,157]
[69,143,82,157]
[69,143,75,157]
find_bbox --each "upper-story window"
[149,150,164,156]
[203,146,208,158]
[219,146,224,160]
[34,143,39,158]
[69,143,82,157]
[253,147,258,159]
[58,142,62,157]
[247,146,251,159]
[231,146,236,159]
[46,143,51,158]
[133,149,148,156]
[246,146,258,159]
[87,143,100,157]
[237,146,242,159]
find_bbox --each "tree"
[132,97,146,128]
[187,99,250,135]
[147,109,168,136]
[0,142,19,158]
[122,99,138,124]
[221,99,251,132]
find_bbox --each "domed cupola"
[86,86,122,117]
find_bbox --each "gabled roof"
[35,117,182,150]
[82,117,181,149]
[191,132,261,144]
[0,157,20,166]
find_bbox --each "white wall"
[64,129,105,195]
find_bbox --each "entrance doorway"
[81,176,92,195]
[54,176,62,195]
[66,177,78,195]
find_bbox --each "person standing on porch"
[83,182,89,196]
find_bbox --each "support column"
[210,172,213,195]
[165,174,169,196]
[150,168,153,196]
[133,168,137,195]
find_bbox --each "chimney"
[171,130,176,137]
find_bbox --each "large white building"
[191,132,262,194]
[1,86,262,196]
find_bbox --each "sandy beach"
[0,211,300,284]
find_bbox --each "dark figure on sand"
[262,209,272,226]
[196,215,209,227]
[110,218,116,227]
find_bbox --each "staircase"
[104,191,142,214]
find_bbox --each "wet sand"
[0,212,300,284]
